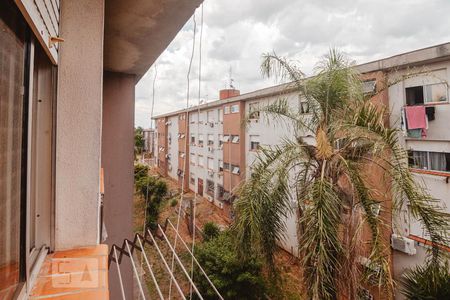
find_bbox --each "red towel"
[405,106,427,137]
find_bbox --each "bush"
[202,222,220,242]
[136,175,168,230]
[134,164,149,183]
[192,231,266,300]
[170,198,178,207]
[401,262,450,299]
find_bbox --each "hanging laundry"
[407,129,422,138]
[405,106,427,137]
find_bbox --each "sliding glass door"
[0,1,28,298]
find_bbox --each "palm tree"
[232,49,449,299]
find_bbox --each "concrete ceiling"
[104,0,202,81]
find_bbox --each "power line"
[190,3,204,299]
[168,10,198,299]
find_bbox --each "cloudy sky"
[135,0,450,127]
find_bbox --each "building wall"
[222,101,246,198]
[156,117,168,176]
[177,112,189,188]
[167,115,179,180]
[101,71,135,300]
[55,0,104,249]
[245,93,301,255]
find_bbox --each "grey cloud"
[135,0,450,127]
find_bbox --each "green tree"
[232,50,449,299]
[135,126,145,155]
[137,175,168,230]
[193,231,266,300]
[134,163,149,184]
[401,261,450,300]
[202,222,220,242]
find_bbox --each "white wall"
[188,108,224,204]
[55,0,104,249]
[245,92,303,256]
[388,61,450,286]
[167,115,179,180]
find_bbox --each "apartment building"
[370,47,450,299]
[154,43,450,299]
[0,0,201,299]
[142,128,155,155]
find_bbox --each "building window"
[299,98,310,114]
[207,110,214,123]
[179,151,186,158]
[190,173,195,185]
[408,150,450,172]
[223,162,230,171]
[1,6,27,292]
[230,104,240,113]
[222,134,230,143]
[198,112,205,124]
[218,108,223,122]
[190,134,195,145]
[207,157,214,170]
[218,159,223,172]
[231,135,240,143]
[198,134,204,147]
[206,180,215,196]
[207,134,214,146]
[250,135,260,151]
[406,83,448,105]
[224,106,230,114]
[190,153,196,165]
[218,134,224,147]
[231,164,240,175]
[249,102,260,119]
[217,184,225,200]
[198,155,204,167]
[362,80,376,94]
[168,133,172,145]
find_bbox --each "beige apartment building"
[154,43,450,299]
[0,0,201,299]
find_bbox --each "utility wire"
[190,3,204,299]
[168,11,197,299]
[138,64,158,299]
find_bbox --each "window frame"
[230,104,240,113]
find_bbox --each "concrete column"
[55,0,105,249]
[102,71,135,299]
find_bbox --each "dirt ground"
[134,167,304,299]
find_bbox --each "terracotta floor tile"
[30,245,109,299]
[52,245,108,258]
[30,289,108,299]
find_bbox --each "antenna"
[228,66,235,89]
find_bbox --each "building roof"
[153,42,450,119]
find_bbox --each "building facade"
[154,43,450,299]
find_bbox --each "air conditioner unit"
[208,170,214,176]
[218,202,224,209]
[358,288,373,300]
[208,146,214,153]
[207,196,213,202]
[391,234,417,255]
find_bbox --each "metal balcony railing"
[109,219,223,300]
